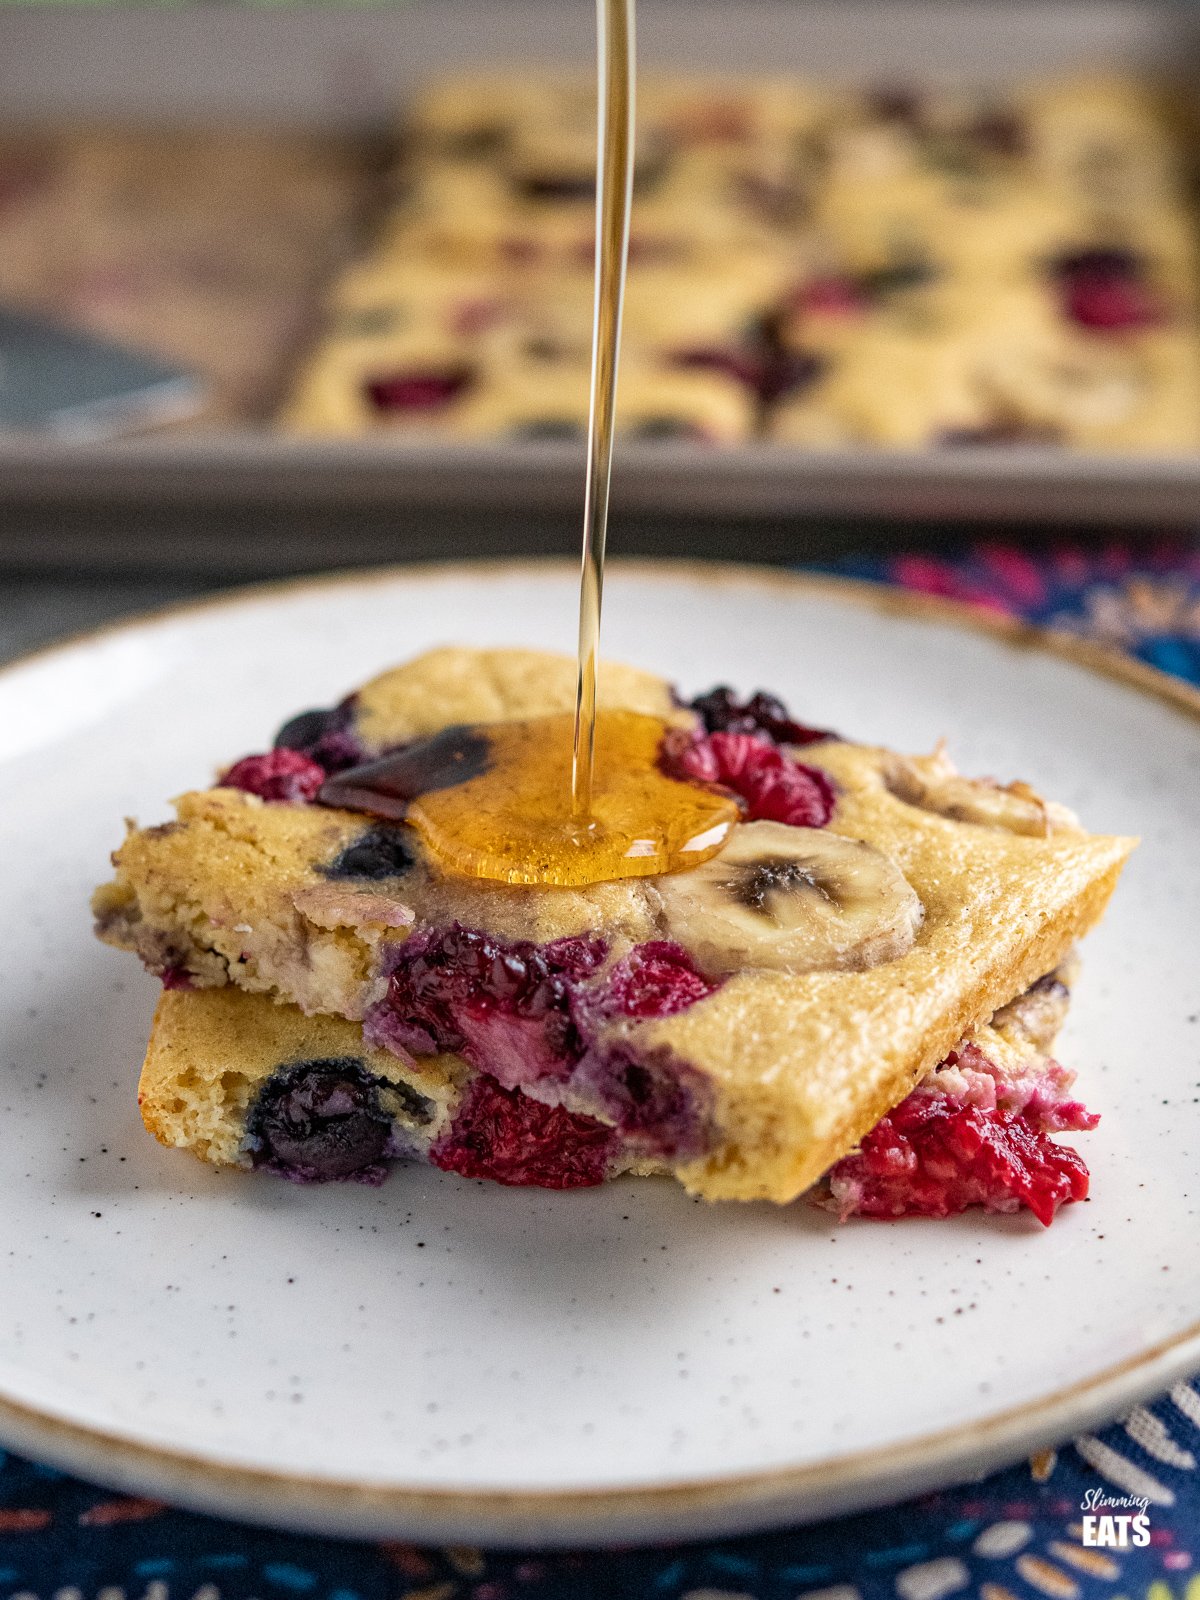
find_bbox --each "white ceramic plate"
[1,560,1198,1548]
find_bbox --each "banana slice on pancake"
[884,746,1081,836]
[657,820,923,975]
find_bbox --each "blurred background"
[3,0,1200,585]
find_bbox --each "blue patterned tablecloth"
[4,537,1199,1599]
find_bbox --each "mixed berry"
[246,1057,397,1185]
[430,1076,616,1189]
[366,926,608,1084]
[220,748,326,804]
[1051,246,1160,332]
[273,698,365,774]
[364,925,718,1168]
[823,1043,1097,1226]
[661,727,837,828]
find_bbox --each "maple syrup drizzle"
[317,5,745,887]
[571,0,637,820]
[318,712,738,888]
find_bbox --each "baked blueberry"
[322,827,416,881]
[246,1058,394,1182]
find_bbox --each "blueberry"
[323,827,415,881]
[1051,246,1143,283]
[517,172,595,202]
[274,706,348,753]
[273,701,363,774]
[629,418,701,441]
[246,1058,393,1182]
[687,684,833,747]
[513,420,585,441]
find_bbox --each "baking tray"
[3,0,1200,539]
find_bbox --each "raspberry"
[662,728,836,828]
[688,685,833,746]
[795,275,868,319]
[365,367,474,412]
[943,1042,1099,1133]
[430,1076,615,1188]
[367,926,607,1087]
[1064,272,1158,330]
[824,1078,1094,1226]
[603,941,718,1018]
[1052,248,1159,331]
[220,748,325,804]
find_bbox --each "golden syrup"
[407,712,735,886]
[571,0,636,819]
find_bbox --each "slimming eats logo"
[1080,1486,1151,1547]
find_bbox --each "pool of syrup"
[322,711,738,887]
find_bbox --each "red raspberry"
[430,1076,615,1189]
[662,729,836,828]
[1052,248,1160,332]
[826,1093,1092,1226]
[220,748,325,804]
[1063,271,1159,330]
[604,941,719,1018]
[364,367,473,412]
[797,275,867,319]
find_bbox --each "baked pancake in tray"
[282,70,1200,451]
[95,646,1133,1221]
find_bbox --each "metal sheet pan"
[3,0,1200,535]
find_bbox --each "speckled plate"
[1,560,1198,1547]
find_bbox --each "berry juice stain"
[321,710,737,887]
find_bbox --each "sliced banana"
[990,966,1073,1055]
[884,745,1081,836]
[657,820,923,976]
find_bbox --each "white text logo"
[1080,1489,1152,1547]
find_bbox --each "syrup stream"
[571,0,637,819]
